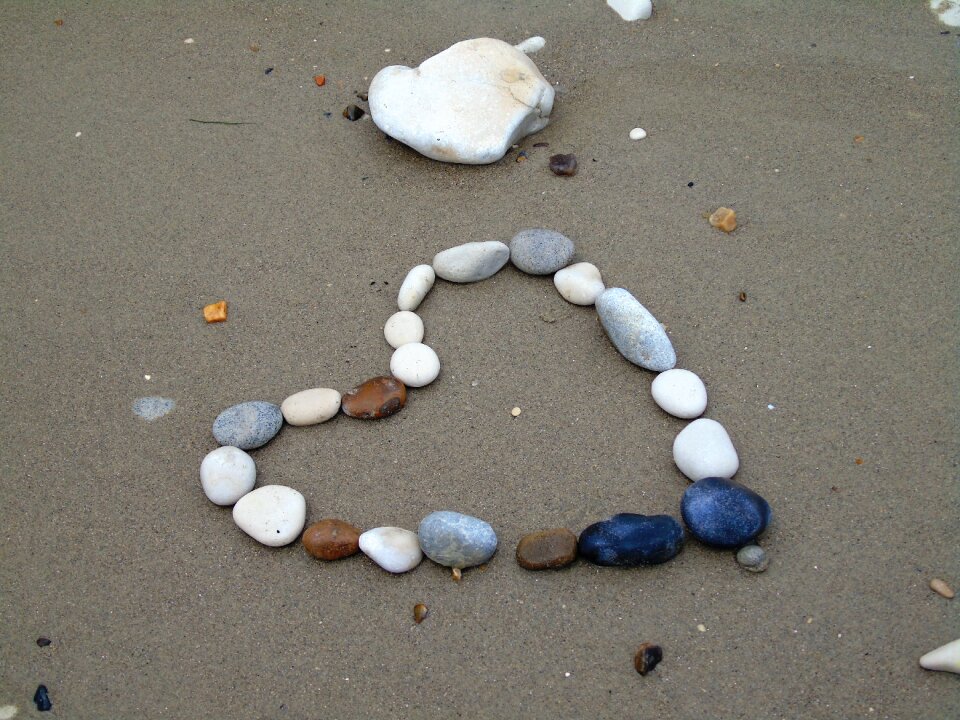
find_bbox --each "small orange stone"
[709,207,737,233]
[203,300,227,323]
[853,135,864,143]
[414,603,429,624]
[855,458,863,465]
[314,74,326,87]
[54,18,64,26]
[249,43,260,52]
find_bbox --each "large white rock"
[232,485,306,547]
[359,527,423,573]
[651,369,708,419]
[384,311,425,349]
[390,342,440,387]
[673,418,739,481]
[553,262,605,305]
[433,241,510,283]
[369,37,554,164]
[280,388,341,426]
[607,0,653,21]
[920,638,960,674]
[200,446,256,505]
[397,264,436,311]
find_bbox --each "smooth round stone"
[432,241,510,283]
[629,127,647,140]
[673,418,739,481]
[384,311,424,349]
[390,342,440,387]
[509,228,575,275]
[553,262,605,305]
[578,513,684,567]
[418,511,498,569]
[280,388,341,426]
[200,446,256,506]
[516,528,578,570]
[302,519,362,560]
[736,544,769,572]
[212,401,283,450]
[397,264,436,311]
[341,376,406,419]
[596,288,676,371]
[651,369,708,419]
[358,527,423,573]
[681,478,772,549]
[232,485,306,547]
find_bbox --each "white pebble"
[232,485,306,547]
[553,262,605,305]
[651,369,707,419]
[359,527,423,573]
[629,127,647,140]
[384,311,425,348]
[390,342,440,387]
[183,37,195,44]
[514,36,546,54]
[280,387,341,426]
[397,264,436,311]
[920,638,960,674]
[607,0,653,21]
[672,418,739,481]
[200,446,256,505]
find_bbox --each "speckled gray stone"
[417,511,498,569]
[212,401,283,450]
[735,544,769,572]
[509,228,575,275]
[432,241,510,283]
[595,288,676,371]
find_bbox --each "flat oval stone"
[384,311,425,349]
[553,262,605,305]
[516,528,578,570]
[200,446,256,505]
[432,241,510,283]
[596,288,676,371]
[673,418,739,481]
[280,388,341,426]
[212,401,283,450]
[418,511,498,569]
[397,264,436,311]
[579,513,684,566]
[302,519,362,560]
[681,477,772,548]
[232,485,306,547]
[341,376,406,419]
[509,228,575,275]
[390,342,440,387]
[651,369,707,419]
[358,527,423,573]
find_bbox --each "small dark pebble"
[810,43,817,47]
[323,111,332,118]
[687,181,695,187]
[738,291,747,302]
[343,104,365,121]
[34,684,52,711]
[265,67,273,75]
[356,91,368,101]
[549,153,577,176]
[414,603,429,624]
[634,643,663,675]
[533,142,549,148]
[37,637,52,647]
[940,30,950,35]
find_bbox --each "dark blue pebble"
[578,513,684,567]
[680,477,772,549]
[34,684,52,711]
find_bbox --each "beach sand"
[1,2,957,717]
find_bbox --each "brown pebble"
[533,142,549,148]
[414,603,429,624]
[203,300,227,323]
[549,153,577,176]
[341,376,406,419]
[853,135,864,143]
[709,207,737,233]
[516,528,578,570]
[855,458,863,465]
[302,519,361,560]
[738,291,747,302]
[249,44,260,52]
[54,18,64,26]
[343,104,365,121]
[930,578,955,599]
[634,642,663,675]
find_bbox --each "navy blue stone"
[578,513,685,567]
[680,477,772,549]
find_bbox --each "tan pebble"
[203,300,227,323]
[511,407,522,417]
[709,207,737,233]
[414,603,429,624]
[696,624,707,632]
[930,578,955,599]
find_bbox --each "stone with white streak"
[369,37,554,164]
[200,446,256,505]
[651,369,707,419]
[397,264,436,311]
[281,388,341,426]
[359,527,424,573]
[607,0,653,21]
[433,241,510,283]
[672,418,739,481]
[232,485,306,547]
[553,262,605,305]
[390,342,440,387]
[384,311,424,349]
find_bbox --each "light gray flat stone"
[509,228,575,275]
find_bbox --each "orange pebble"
[709,207,737,233]
[54,18,64,26]
[855,458,863,465]
[853,135,864,143]
[314,74,326,87]
[203,300,227,323]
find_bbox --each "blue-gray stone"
[681,477,772,549]
[578,513,684,566]
[417,511,498,569]
[596,288,676,371]
[509,228,575,275]
[212,401,283,450]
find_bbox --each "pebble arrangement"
[201,228,773,579]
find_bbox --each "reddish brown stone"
[634,642,663,675]
[515,528,578,570]
[340,376,406,419]
[302,519,362,560]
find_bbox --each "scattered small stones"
[596,288,676,371]
[418,511,498,569]
[343,104,365,121]
[629,127,647,140]
[341,376,406,419]
[233,485,306,547]
[280,388,341,426]
[359,527,423,573]
[516,528,578,570]
[432,241,510,283]
[397,264,436,311]
[633,642,663,675]
[554,262,605,305]
[549,153,578,176]
[200,446,257,506]
[203,300,228,322]
[672,418,739,481]
[36,637,52,647]
[651,369,708,419]
[384,311,425,349]
[390,342,440,387]
[509,228,575,275]
[33,686,51,712]
[681,477,772,548]
[930,578,955,599]
[709,207,737,233]
[413,602,429,623]
[132,396,175,421]
[579,513,685,566]
[735,544,769,572]
[919,638,960,674]
[212,401,283,450]
[302,519,362,560]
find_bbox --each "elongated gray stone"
[418,511,498,569]
[432,241,509,283]
[596,288,676,371]
[509,228,575,275]
[212,401,283,450]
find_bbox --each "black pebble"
[687,181,695,187]
[323,112,332,118]
[265,67,273,75]
[36,637,52,647]
[34,685,52,712]
[343,105,365,121]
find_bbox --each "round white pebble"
[280,387,341,426]
[651,369,707,419]
[629,127,647,140]
[553,262,605,306]
[672,418,739,481]
[384,311,424,349]
[232,485,306,547]
[200,446,256,505]
[390,342,440,387]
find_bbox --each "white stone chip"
[200,446,256,506]
[359,527,423,573]
[384,311,425,349]
[232,485,306,547]
[672,418,739,481]
[651,369,707,419]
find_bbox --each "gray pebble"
[212,401,283,450]
[132,396,175,421]
[509,228,575,275]
[596,288,676,371]
[418,511,498,569]
[432,241,510,283]
[736,544,769,572]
